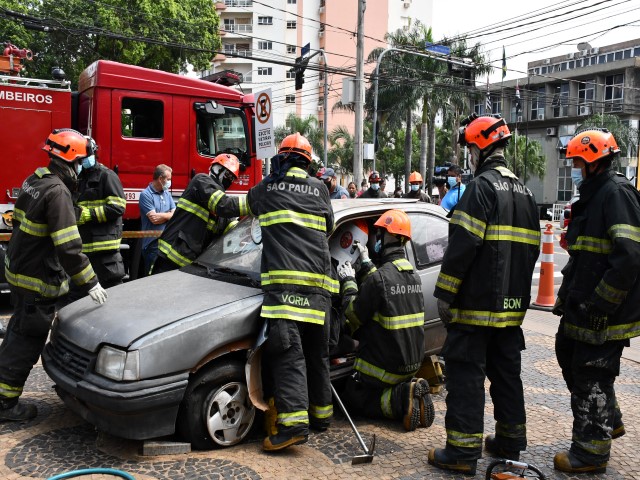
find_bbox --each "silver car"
[42,199,449,449]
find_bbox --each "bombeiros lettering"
[0,89,54,105]
[281,293,311,307]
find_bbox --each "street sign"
[301,43,310,57]
[254,88,275,159]
[425,43,451,56]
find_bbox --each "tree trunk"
[451,109,460,165]
[419,93,429,188]
[427,109,437,197]
[404,109,412,192]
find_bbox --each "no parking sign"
[254,89,275,159]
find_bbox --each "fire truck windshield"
[196,106,249,164]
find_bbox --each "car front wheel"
[177,360,256,449]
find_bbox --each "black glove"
[552,297,564,317]
[578,301,609,331]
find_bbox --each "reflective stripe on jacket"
[559,169,640,343]
[434,157,540,327]
[6,167,97,297]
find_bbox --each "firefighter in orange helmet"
[428,114,540,475]
[403,171,431,202]
[0,129,106,421]
[552,129,640,473]
[151,153,248,274]
[337,210,433,431]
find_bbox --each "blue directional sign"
[425,43,451,56]
[301,43,311,57]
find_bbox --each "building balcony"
[222,24,253,36]
[224,0,253,6]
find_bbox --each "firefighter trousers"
[442,324,527,461]
[555,322,628,465]
[343,373,407,421]
[262,316,332,434]
[0,291,56,405]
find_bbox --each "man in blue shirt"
[440,165,466,212]
[318,167,349,199]
[139,164,175,273]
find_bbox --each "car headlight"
[96,346,140,381]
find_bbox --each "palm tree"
[505,134,546,183]
[273,113,325,161]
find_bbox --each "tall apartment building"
[207,0,433,133]
[476,38,640,210]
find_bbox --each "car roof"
[331,198,448,223]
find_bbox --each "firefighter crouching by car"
[552,129,640,474]
[151,153,248,274]
[0,129,107,422]
[247,133,336,452]
[61,136,126,304]
[428,114,540,476]
[337,209,434,431]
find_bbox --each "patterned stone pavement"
[1,309,639,480]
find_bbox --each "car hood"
[57,269,262,352]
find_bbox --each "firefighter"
[428,114,540,476]
[247,133,335,451]
[68,136,126,298]
[403,171,431,202]
[359,171,387,198]
[0,129,107,421]
[151,153,248,274]
[552,129,640,474]
[337,210,433,431]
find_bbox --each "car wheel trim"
[205,381,255,446]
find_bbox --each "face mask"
[81,155,96,169]
[571,167,584,189]
[410,184,420,192]
[349,190,357,198]
[163,180,171,191]
[76,163,83,175]
[447,177,457,189]
[371,183,380,191]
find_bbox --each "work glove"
[354,240,370,264]
[552,297,564,317]
[88,282,108,305]
[77,207,92,226]
[437,298,453,326]
[337,261,356,280]
[578,301,608,331]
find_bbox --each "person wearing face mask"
[0,129,106,422]
[359,171,387,198]
[347,181,358,199]
[428,114,540,475]
[336,210,433,432]
[551,129,640,474]
[151,154,248,274]
[59,136,126,304]
[317,167,348,199]
[440,165,466,212]
[139,164,176,274]
[403,171,431,202]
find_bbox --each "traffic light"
[293,56,309,91]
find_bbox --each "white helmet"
[330,220,369,268]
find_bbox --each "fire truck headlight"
[96,346,140,381]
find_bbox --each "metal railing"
[224,0,253,6]
[224,24,253,33]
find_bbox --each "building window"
[552,83,569,118]
[604,74,624,112]
[258,16,273,25]
[531,87,545,120]
[578,79,595,113]
[286,70,295,79]
[285,94,295,104]
[287,0,296,3]
[258,41,272,50]
[257,67,272,76]
[491,99,501,115]
[287,20,297,29]
[287,45,296,54]
[557,163,573,202]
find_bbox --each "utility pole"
[353,0,365,187]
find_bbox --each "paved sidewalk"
[1,309,638,479]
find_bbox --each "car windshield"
[196,216,262,280]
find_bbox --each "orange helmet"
[409,171,423,184]
[374,209,411,240]
[279,133,312,163]
[42,129,89,162]
[565,129,620,164]
[459,114,511,151]
[210,153,240,179]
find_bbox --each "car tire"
[177,360,256,450]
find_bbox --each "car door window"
[408,213,448,267]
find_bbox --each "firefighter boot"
[263,426,308,452]
[263,397,278,437]
[484,434,520,461]
[0,399,37,422]
[428,448,477,476]
[553,450,607,474]
[413,378,435,428]
[612,409,625,439]
[399,381,421,431]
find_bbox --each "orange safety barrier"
[0,230,161,242]
[533,223,555,307]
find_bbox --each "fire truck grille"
[49,336,93,382]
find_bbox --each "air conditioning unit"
[544,58,551,64]
[537,113,545,121]
[580,49,589,57]
[567,52,575,59]
[403,1,411,7]
[517,115,523,123]
[579,105,592,116]
[546,127,557,136]
[590,47,599,55]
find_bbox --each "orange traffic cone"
[534,223,555,307]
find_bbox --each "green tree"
[377,127,421,189]
[0,0,219,85]
[505,134,546,183]
[273,113,325,162]
[578,113,639,158]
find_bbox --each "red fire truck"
[0,48,264,284]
